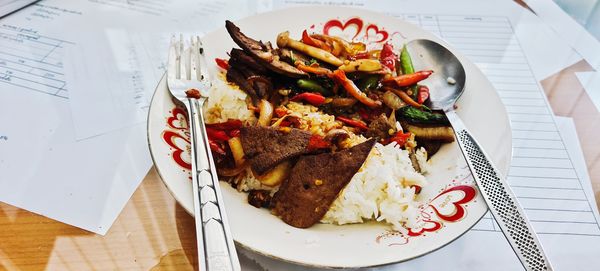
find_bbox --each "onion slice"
[257,99,274,126]
[227,137,246,167]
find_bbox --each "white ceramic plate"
[147,6,512,269]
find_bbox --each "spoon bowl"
[406,39,466,111]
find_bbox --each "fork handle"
[445,110,553,271]
[187,98,240,271]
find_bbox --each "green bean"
[297,79,329,95]
[400,45,419,99]
[400,45,415,75]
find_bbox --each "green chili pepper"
[297,79,329,95]
[400,45,415,75]
[400,45,419,100]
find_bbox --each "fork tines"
[168,35,207,83]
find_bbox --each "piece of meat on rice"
[272,138,376,228]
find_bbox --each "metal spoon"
[406,39,553,271]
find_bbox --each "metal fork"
[167,35,240,271]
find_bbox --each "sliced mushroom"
[277,31,344,67]
[338,59,383,73]
[277,48,310,65]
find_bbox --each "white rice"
[203,74,256,124]
[321,143,428,231]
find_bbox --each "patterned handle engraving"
[198,169,234,271]
[456,129,552,271]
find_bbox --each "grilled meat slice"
[229,48,269,74]
[228,51,273,100]
[272,138,376,228]
[225,20,306,78]
[366,114,395,139]
[240,126,312,175]
[226,67,259,104]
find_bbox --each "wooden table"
[1,13,599,271]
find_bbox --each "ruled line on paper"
[392,13,600,235]
[0,23,74,99]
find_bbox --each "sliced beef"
[225,20,306,78]
[272,138,376,228]
[229,48,269,74]
[228,49,274,101]
[226,67,259,104]
[366,114,395,139]
[240,126,312,175]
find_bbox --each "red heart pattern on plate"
[167,107,188,130]
[365,24,389,43]
[162,130,191,170]
[323,17,364,40]
[429,185,477,222]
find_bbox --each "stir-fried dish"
[201,20,455,230]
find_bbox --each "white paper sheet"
[0,0,263,234]
[0,4,152,234]
[62,0,258,139]
[233,0,600,270]
[525,0,600,70]
[0,0,36,17]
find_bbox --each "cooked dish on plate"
[199,20,456,231]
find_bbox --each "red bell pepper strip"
[385,87,423,108]
[352,51,370,60]
[209,140,226,156]
[215,58,229,70]
[206,127,230,142]
[417,85,430,104]
[290,92,326,106]
[383,70,433,87]
[302,30,331,51]
[379,42,397,71]
[388,131,412,147]
[279,120,292,127]
[336,116,369,130]
[307,134,331,151]
[411,185,422,194]
[205,119,243,130]
[228,129,240,138]
[274,107,288,118]
[331,70,382,108]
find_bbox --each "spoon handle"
[445,110,553,271]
